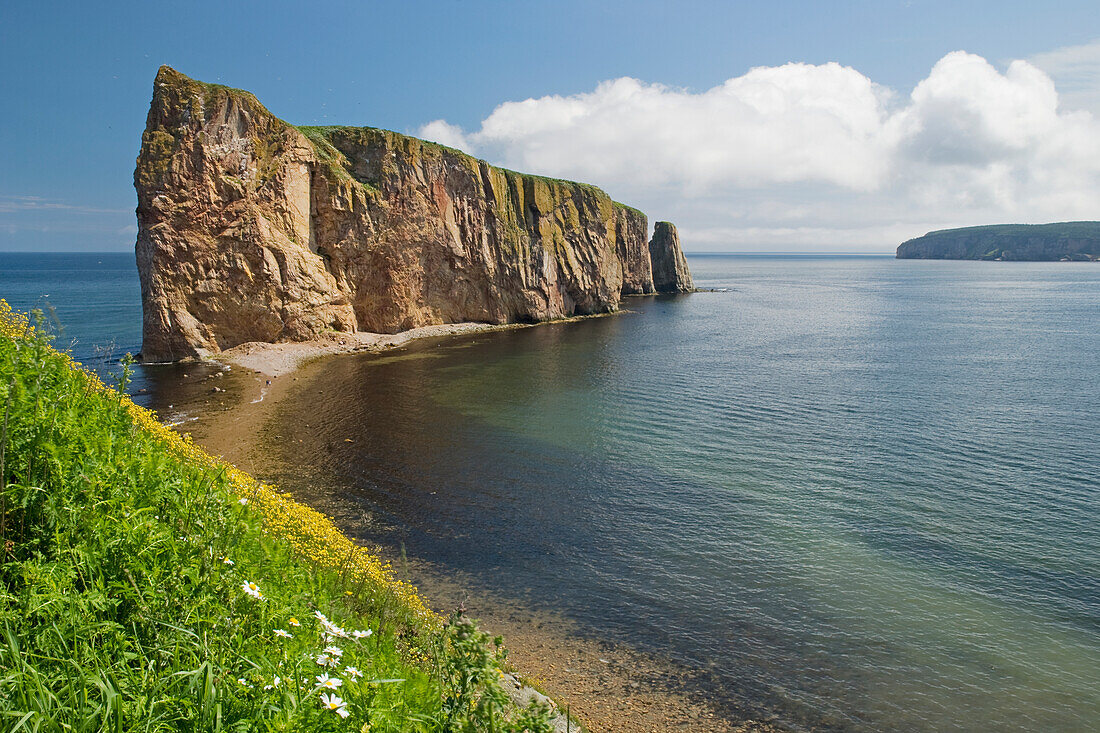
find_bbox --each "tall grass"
[0,301,554,732]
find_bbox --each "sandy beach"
[217,322,519,378]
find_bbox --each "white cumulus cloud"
[444,65,893,192]
[418,50,1100,252]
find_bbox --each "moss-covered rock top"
[153,65,279,121]
[149,66,634,206]
[296,123,614,202]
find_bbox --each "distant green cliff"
[896,222,1100,261]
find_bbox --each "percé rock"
[135,66,691,362]
[896,222,1100,261]
[649,222,694,292]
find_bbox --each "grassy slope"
[0,302,553,732]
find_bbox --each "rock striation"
[896,222,1100,261]
[649,222,694,292]
[135,67,692,362]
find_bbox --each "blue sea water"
[2,252,1098,731]
[0,252,151,393]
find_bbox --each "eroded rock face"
[649,222,694,293]
[615,205,655,295]
[135,67,692,361]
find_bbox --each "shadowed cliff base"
[896,222,1100,261]
[135,66,693,363]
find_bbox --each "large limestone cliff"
[135,66,691,362]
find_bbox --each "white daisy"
[323,645,343,657]
[274,628,292,639]
[352,629,372,640]
[344,666,363,679]
[288,617,301,627]
[321,619,347,638]
[315,673,343,690]
[241,581,263,600]
[319,692,349,718]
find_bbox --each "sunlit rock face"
[649,222,695,293]
[135,67,692,362]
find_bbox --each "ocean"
[2,252,1097,731]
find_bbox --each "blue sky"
[2,0,1099,252]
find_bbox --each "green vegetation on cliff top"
[0,301,557,731]
[155,67,641,220]
[295,124,615,204]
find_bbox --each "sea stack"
[649,222,695,292]
[134,66,693,362]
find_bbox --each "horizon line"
[0,249,898,257]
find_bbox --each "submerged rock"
[135,66,693,362]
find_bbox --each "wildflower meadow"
[0,301,556,731]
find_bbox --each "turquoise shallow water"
[2,253,1098,730]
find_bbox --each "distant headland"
[896,222,1100,261]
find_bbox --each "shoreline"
[161,323,779,733]
[217,321,524,378]
[153,310,639,379]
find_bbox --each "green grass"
[294,126,383,195]
[295,125,472,162]
[611,202,646,219]
[294,124,611,202]
[0,303,555,732]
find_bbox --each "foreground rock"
[896,222,1100,261]
[135,67,692,362]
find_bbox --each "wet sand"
[160,334,780,733]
